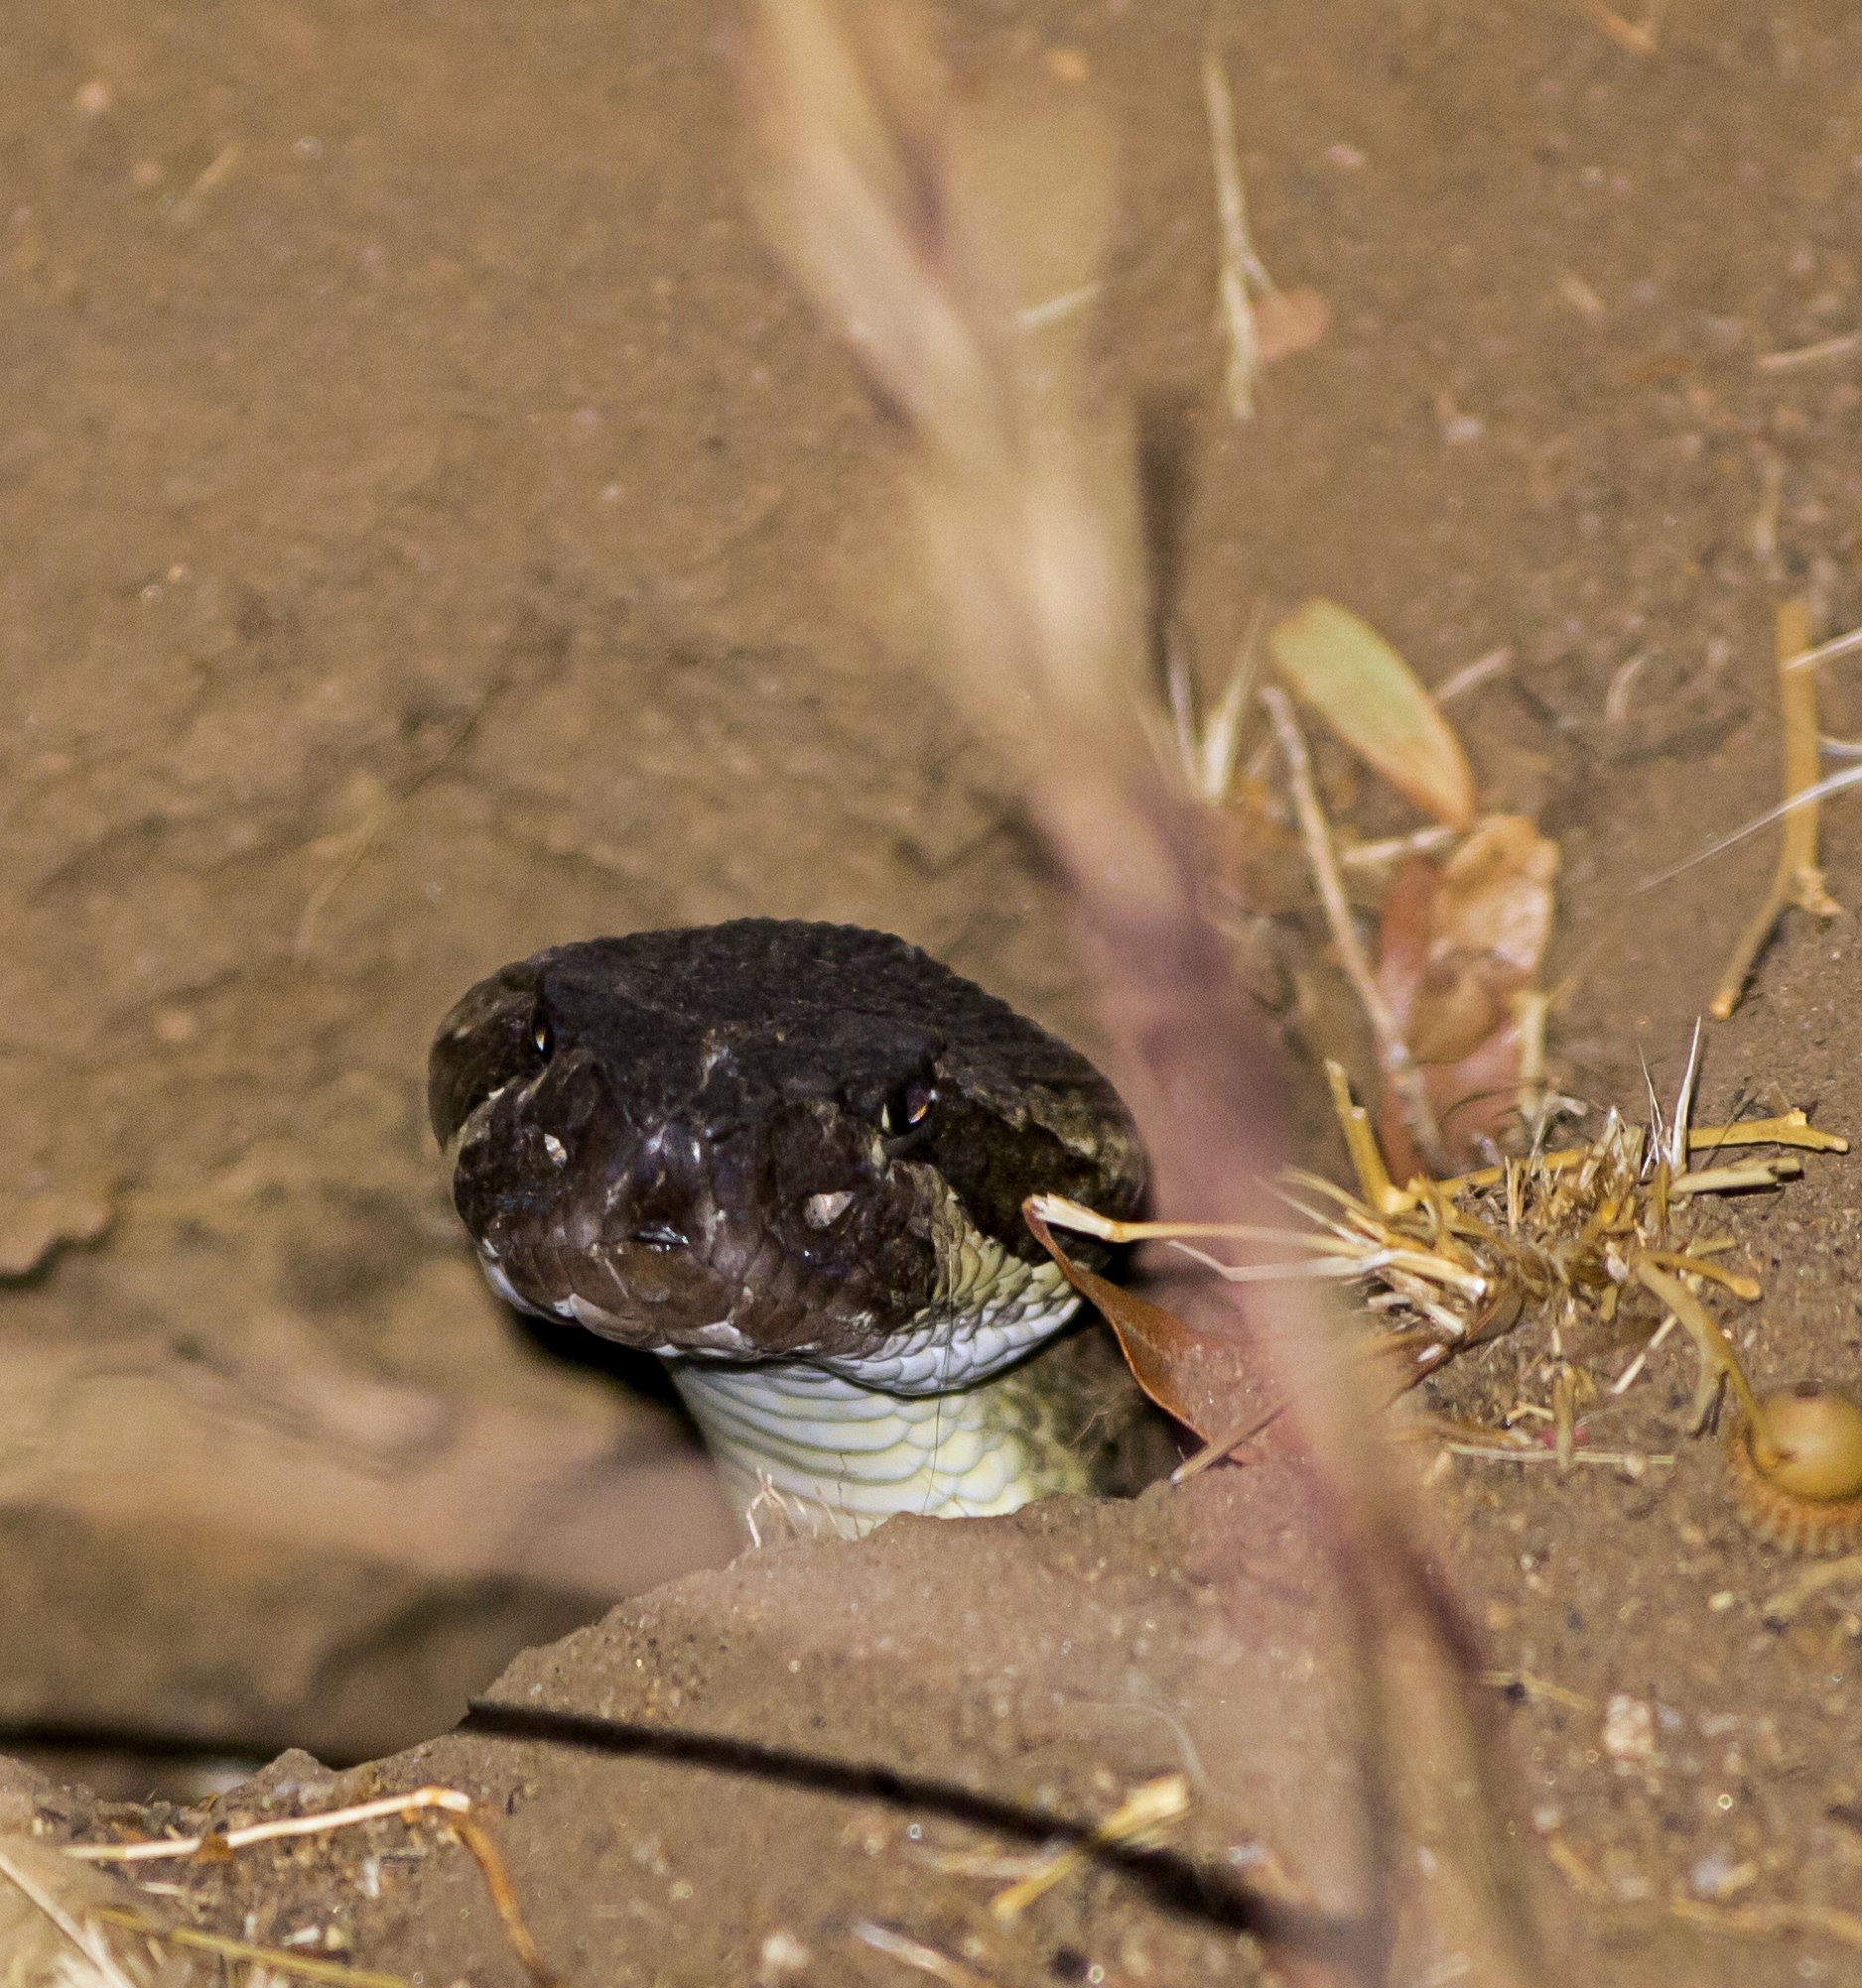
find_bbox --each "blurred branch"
[746,2,1553,1980]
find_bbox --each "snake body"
[429,921,1147,1533]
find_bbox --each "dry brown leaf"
[1430,815,1558,982]
[1374,816,1557,1174]
[1023,1198,1249,1442]
[1254,284,1330,364]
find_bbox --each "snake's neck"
[667,1350,1095,1539]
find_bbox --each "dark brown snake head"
[429,921,1146,1370]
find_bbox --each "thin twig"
[1673,1897,1862,1953]
[853,1921,1001,1987]
[1711,600,1842,1018]
[1669,1158,1802,1196]
[1201,49,1272,421]
[1434,645,1513,706]
[68,1786,556,1988]
[66,1787,472,1862]
[1262,683,1446,1171]
[0,1841,141,1988]
[1756,331,1861,374]
[94,1908,412,1988]
[1441,1440,1670,1472]
[1574,0,1663,55]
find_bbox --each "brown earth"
[4,0,1862,1982]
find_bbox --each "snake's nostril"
[631,1221,690,1251]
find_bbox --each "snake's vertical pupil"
[881,1077,935,1137]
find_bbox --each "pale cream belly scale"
[666,1253,1088,1534]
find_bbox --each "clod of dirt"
[0,1190,113,1281]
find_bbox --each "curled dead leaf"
[1429,815,1558,983]
[1374,816,1558,1174]
[1023,1196,1213,1436]
[1021,1197,1277,1448]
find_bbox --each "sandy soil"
[5,0,1862,1982]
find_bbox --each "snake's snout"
[450,1080,937,1361]
[450,1070,728,1342]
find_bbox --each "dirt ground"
[5,0,1862,1982]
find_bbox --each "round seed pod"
[1727,1384,1862,1555]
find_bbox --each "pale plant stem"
[1200,49,1270,421]
[0,1843,140,1988]
[1710,600,1841,1019]
[1261,683,1446,1172]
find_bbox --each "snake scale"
[429,920,1151,1534]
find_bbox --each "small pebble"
[758,1930,809,1983]
[1601,1693,1654,1762]
[1690,1849,1758,1900]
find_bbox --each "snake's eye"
[880,1077,935,1138]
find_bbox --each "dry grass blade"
[0,1837,149,1988]
[852,1920,1000,1987]
[749,6,1551,1980]
[1202,48,1266,421]
[1783,620,1862,673]
[1054,1052,1843,1517]
[1711,600,1842,1017]
[1217,1062,1844,1457]
[68,1787,555,1988]
[990,1774,1190,1921]
[1263,685,1448,1176]
[92,1909,411,1988]
[748,0,1140,778]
